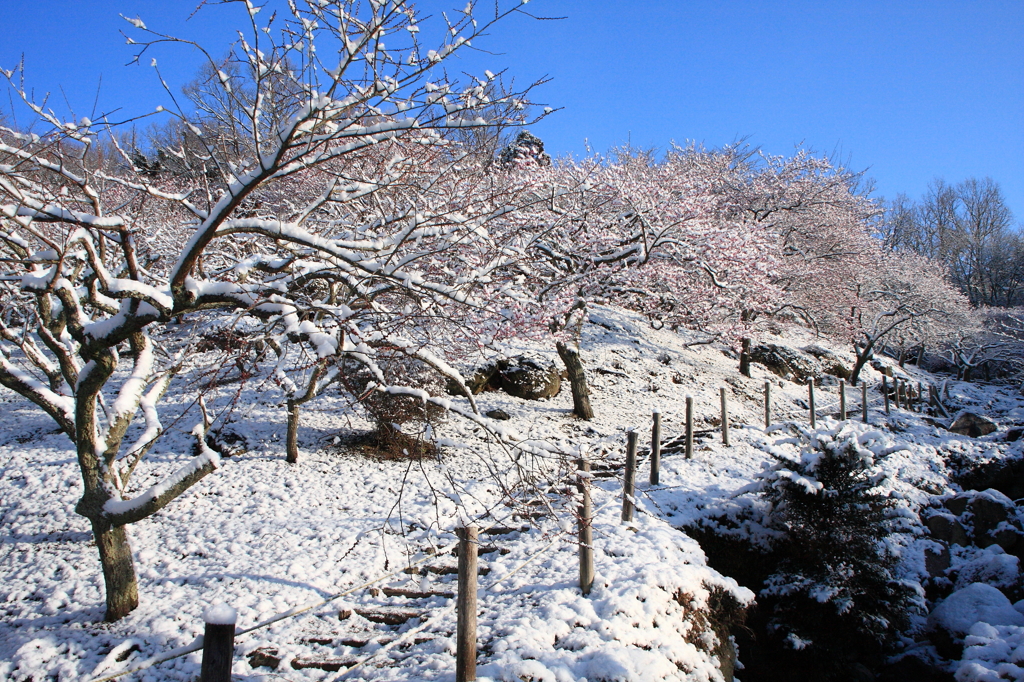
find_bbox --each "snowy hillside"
[3,304,1024,681]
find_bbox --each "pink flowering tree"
[0,0,551,621]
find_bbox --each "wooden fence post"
[896,380,903,410]
[862,382,869,424]
[456,525,479,682]
[621,430,638,523]
[720,387,730,446]
[918,382,924,413]
[839,379,847,420]
[883,377,891,415]
[200,604,236,682]
[808,381,816,429]
[685,396,694,460]
[576,458,594,596]
[764,381,771,428]
[649,411,662,486]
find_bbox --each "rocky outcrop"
[949,412,998,438]
[749,344,821,383]
[803,345,852,379]
[447,356,562,400]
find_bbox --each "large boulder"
[803,345,852,380]
[928,583,1024,642]
[497,357,561,400]
[870,358,895,377]
[925,512,970,546]
[448,356,561,400]
[967,489,1016,538]
[748,344,821,383]
[949,412,998,438]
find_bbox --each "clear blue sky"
[2,1,1021,220]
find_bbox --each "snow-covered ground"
[3,305,1024,680]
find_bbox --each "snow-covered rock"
[929,583,1024,642]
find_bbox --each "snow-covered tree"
[0,0,551,621]
[845,252,972,384]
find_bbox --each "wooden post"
[720,387,729,446]
[621,430,638,523]
[764,381,771,428]
[896,381,903,410]
[685,396,694,460]
[839,379,847,420]
[918,382,924,413]
[576,459,594,596]
[862,382,869,424]
[200,604,236,682]
[649,411,662,486]
[808,381,816,429]
[883,377,891,415]
[456,526,478,682]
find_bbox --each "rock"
[485,409,510,421]
[967,489,1015,537]
[983,525,1021,552]
[925,541,952,577]
[496,356,561,400]
[949,412,998,438]
[803,345,852,379]
[870,358,894,377]
[944,494,971,517]
[955,456,1024,502]
[446,357,560,400]
[925,512,970,546]
[928,583,1024,642]
[748,344,821,383]
[446,364,499,396]
[953,550,1020,591]
[248,647,282,670]
[1006,427,1024,443]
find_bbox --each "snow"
[5,304,1024,679]
[203,604,238,625]
[929,583,1024,639]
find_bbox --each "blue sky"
[2,1,1021,219]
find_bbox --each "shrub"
[341,352,446,458]
[756,428,920,679]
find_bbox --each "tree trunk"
[556,341,594,420]
[849,345,873,386]
[91,519,139,621]
[286,399,300,463]
[916,345,926,367]
[898,348,907,368]
[739,337,751,377]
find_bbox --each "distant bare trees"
[883,177,1024,307]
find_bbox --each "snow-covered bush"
[340,352,447,458]
[755,426,922,677]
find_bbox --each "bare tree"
[883,177,1023,307]
[0,0,551,621]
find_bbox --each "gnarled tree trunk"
[91,519,140,621]
[556,341,594,420]
[739,337,752,377]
